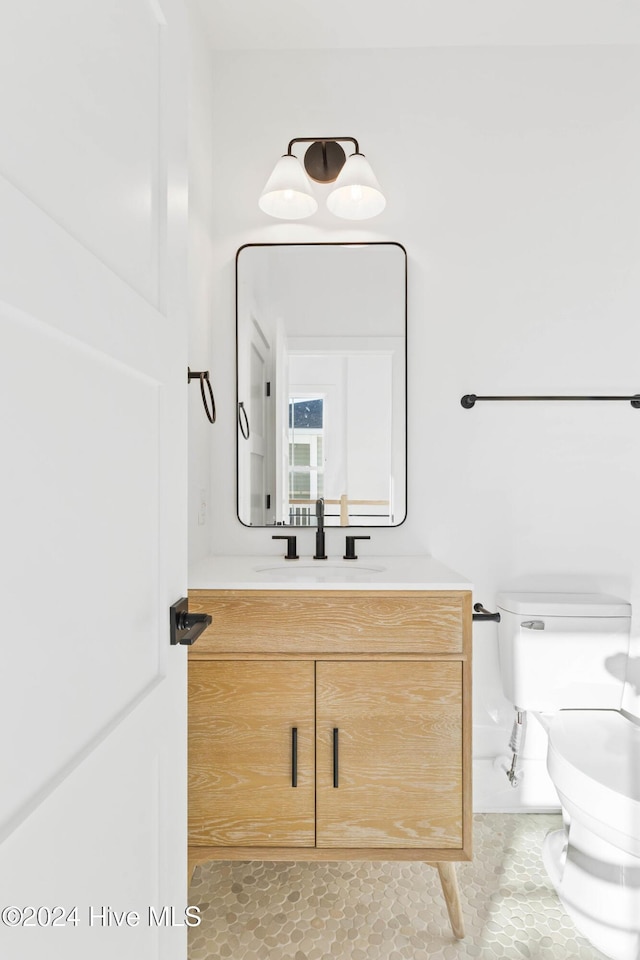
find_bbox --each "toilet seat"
[547,709,640,854]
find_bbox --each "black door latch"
[169,597,212,646]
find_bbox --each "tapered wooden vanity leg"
[187,849,198,888]
[435,862,465,939]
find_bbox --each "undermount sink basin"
[253,563,386,582]
[188,555,473,591]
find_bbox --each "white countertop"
[188,555,472,591]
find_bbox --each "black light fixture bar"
[461,393,640,409]
[286,137,360,184]
[286,136,359,155]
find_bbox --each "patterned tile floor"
[188,814,607,960]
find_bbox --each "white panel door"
[0,2,190,959]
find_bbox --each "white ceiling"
[190,0,640,49]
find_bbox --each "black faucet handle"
[272,535,299,560]
[343,535,371,560]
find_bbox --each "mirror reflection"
[236,243,406,527]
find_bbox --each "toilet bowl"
[548,710,640,858]
[544,709,640,960]
[496,592,639,960]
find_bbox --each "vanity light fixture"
[258,137,386,221]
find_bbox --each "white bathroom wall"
[191,43,640,808]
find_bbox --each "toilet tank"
[496,592,631,712]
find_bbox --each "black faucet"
[272,535,298,560]
[343,535,370,560]
[313,497,327,559]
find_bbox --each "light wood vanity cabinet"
[315,660,463,849]
[188,588,472,938]
[189,659,316,847]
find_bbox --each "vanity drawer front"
[188,590,469,655]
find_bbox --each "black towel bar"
[462,393,640,409]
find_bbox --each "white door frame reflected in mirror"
[236,242,407,528]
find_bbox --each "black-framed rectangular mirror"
[236,242,407,527]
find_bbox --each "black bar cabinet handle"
[291,727,298,788]
[332,728,339,788]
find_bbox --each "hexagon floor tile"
[188,814,607,959]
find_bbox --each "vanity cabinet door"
[189,660,315,847]
[315,661,463,849]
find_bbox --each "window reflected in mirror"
[289,396,324,524]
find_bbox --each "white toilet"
[496,592,640,960]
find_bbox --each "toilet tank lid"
[496,592,631,617]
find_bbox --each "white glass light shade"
[258,155,318,220]
[326,153,386,220]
